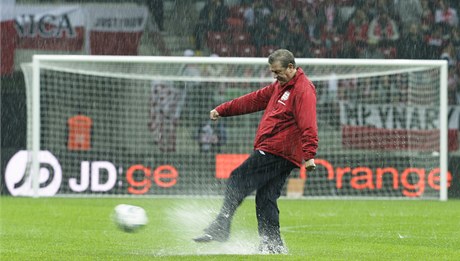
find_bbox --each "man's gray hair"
[268,49,296,68]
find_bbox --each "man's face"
[269,61,295,85]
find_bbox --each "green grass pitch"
[1,197,459,260]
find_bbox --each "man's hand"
[210,109,220,121]
[305,159,316,171]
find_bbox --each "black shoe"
[193,232,228,243]
[193,230,229,243]
[193,218,230,243]
[258,243,288,254]
[258,236,287,254]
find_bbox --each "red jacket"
[215,67,318,167]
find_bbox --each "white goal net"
[18,55,449,200]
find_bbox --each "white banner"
[340,102,460,130]
[85,4,148,55]
[15,5,85,36]
[14,5,85,50]
[86,4,148,33]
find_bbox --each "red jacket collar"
[280,67,305,88]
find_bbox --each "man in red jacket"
[194,49,318,254]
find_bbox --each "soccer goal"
[15,55,449,200]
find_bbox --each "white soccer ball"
[113,204,148,232]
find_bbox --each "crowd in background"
[193,0,459,59]
[187,0,460,104]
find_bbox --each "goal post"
[440,63,448,201]
[18,55,449,200]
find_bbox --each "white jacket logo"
[281,91,290,101]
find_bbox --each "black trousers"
[216,150,296,244]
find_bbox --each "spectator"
[321,25,343,58]
[395,0,423,31]
[263,17,283,47]
[440,40,457,67]
[425,24,445,58]
[375,0,398,21]
[179,49,205,127]
[203,53,225,78]
[368,9,400,46]
[286,10,311,57]
[193,0,230,52]
[300,6,322,46]
[242,1,255,27]
[271,2,291,45]
[375,75,399,104]
[448,66,459,105]
[254,0,272,18]
[340,44,359,58]
[139,0,170,55]
[316,0,341,33]
[195,120,227,153]
[345,8,369,44]
[149,81,184,152]
[243,0,271,28]
[359,39,385,59]
[343,7,369,57]
[180,49,202,78]
[144,0,164,31]
[247,0,273,47]
[450,26,460,54]
[434,0,459,27]
[420,0,435,36]
[357,0,380,21]
[398,23,429,59]
[456,70,460,105]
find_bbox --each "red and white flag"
[1,0,17,75]
[85,5,148,55]
[2,4,148,75]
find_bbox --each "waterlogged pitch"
[1,197,459,260]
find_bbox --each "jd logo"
[5,150,62,196]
